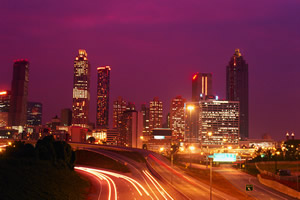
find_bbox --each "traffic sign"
[246,184,253,191]
[213,153,237,162]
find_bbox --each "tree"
[87,137,96,144]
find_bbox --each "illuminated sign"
[154,136,165,139]
[213,153,236,162]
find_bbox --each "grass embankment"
[239,162,260,176]
[176,163,255,200]
[106,149,146,163]
[76,150,130,173]
[257,161,300,174]
[0,158,88,200]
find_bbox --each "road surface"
[214,164,297,200]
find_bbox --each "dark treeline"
[4,135,76,170]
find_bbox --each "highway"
[146,153,238,200]
[76,148,179,200]
[214,165,297,200]
[76,166,154,200]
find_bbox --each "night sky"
[1,0,299,140]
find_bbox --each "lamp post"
[187,105,195,168]
[275,151,280,173]
[187,105,195,144]
[209,157,213,200]
[189,145,195,168]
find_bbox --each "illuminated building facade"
[199,99,239,147]
[149,97,163,131]
[226,49,248,140]
[113,97,127,129]
[126,102,136,111]
[27,102,42,126]
[119,110,143,148]
[96,66,111,128]
[170,96,186,140]
[72,49,90,128]
[0,91,11,127]
[192,73,212,101]
[9,59,29,126]
[141,103,150,136]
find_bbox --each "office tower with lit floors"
[96,66,111,128]
[0,91,11,127]
[199,97,240,147]
[149,97,163,131]
[192,73,212,101]
[226,49,249,140]
[170,96,186,140]
[27,102,42,126]
[141,103,150,136]
[113,96,127,129]
[72,49,90,128]
[9,59,29,127]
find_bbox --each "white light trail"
[143,170,174,200]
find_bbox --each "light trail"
[76,166,152,199]
[76,167,116,200]
[143,170,174,200]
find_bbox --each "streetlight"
[159,147,164,153]
[275,151,280,173]
[189,145,195,168]
[187,105,195,144]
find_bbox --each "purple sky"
[1,0,299,140]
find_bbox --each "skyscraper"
[192,73,212,101]
[170,96,186,140]
[0,90,11,127]
[96,66,111,128]
[199,98,239,147]
[226,49,248,139]
[113,96,127,129]
[72,49,90,128]
[119,110,143,148]
[141,103,150,136]
[149,97,163,131]
[27,102,42,126]
[9,59,29,126]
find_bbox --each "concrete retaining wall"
[257,174,300,199]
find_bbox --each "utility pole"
[210,157,213,200]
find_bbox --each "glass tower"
[72,49,90,128]
[226,49,249,140]
[96,66,111,128]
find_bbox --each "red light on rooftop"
[0,91,7,95]
[97,66,111,70]
[192,74,198,80]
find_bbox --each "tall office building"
[170,96,186,140]
[27,102,42,126]
[72,49,90,128]
[9,59,29,126]
[0,91,11,127]
[226,49,248,140]
[141,103,150,136]
[192,73,212,102]
[96,66,111,128]
[119,110,143,148]
[149,97,163,131]
[61,108,72,126]
[126,102,136,111]
[199,98,239,147]
[113,97,127,129]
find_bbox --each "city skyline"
[1,0,300,140]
